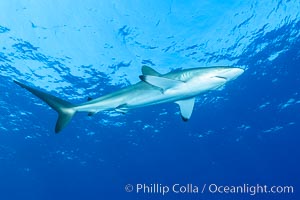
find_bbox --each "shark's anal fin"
[175,97,195,121]
[86,97,96,116]
[88,111,96,116]
[139,75,184,91]
[14,80,76,133]
[141,65,161,76]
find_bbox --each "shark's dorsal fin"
[141,65,161,76]
[175,97,195,121]
[139,75,184,91]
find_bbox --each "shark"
[14,65,244,133]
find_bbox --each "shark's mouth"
[214,76,228,80]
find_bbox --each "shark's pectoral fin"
[141,65,162,76]
[139,75,184,91]
[175,97,195,121]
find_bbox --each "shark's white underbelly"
[76,78,224,113]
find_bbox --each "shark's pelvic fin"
[139,75,184,91]
[115,104,128,114]
[175,97,195,121]
[141,65,161,76]
[14,80,76,133]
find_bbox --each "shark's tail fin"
[14,80,76,133]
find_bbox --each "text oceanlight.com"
[124,183,294,196]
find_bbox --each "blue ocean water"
[0,1,299,200]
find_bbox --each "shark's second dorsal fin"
[142,65,161,76]
[139,75,184,91]
[175,97,195,121]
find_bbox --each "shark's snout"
[220,67,244,81]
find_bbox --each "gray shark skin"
[14,66,244,133]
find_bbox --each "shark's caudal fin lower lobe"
[14,80,76,133]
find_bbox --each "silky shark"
[14,66,244,133]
